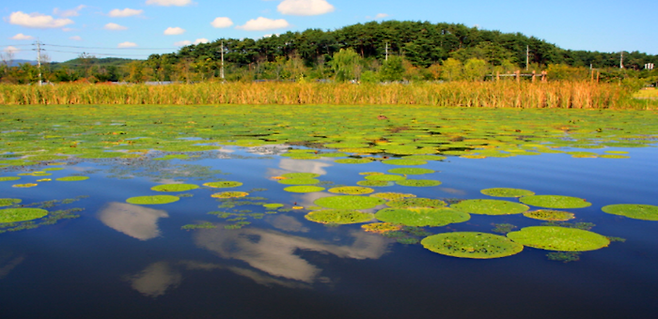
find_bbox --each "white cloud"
[11,33,34,40]
[375,13,388,19]
[118,42,138,48]
[277,0,334,16]
[53,5,86,18]
[4,46,19,54]
[164,27,185,35]
[62,28,75,32]
[70,36,82,41]
[109,8,144,17]
[236,17,290,31]
[146,0,193,6]
[174,40,192,46]
[194,38,209,44]
[9,11,74,29]
[211,17,233,28]
[105,23,128,31]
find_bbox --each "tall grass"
[0,81,643,109]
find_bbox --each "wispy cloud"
[9,11,74,29]
[146,0,193,6]
[11,33,34,40]
[236,17,290,31]
[118,42,138,48]
[211,17,233,28]
[174,38,209,46]
[108,8,144,18]
[277,0,335,16]
[70,36,82,41]
[164,27,185,35]
[53,5,86,18]
[104,23,128,31]
[4,46,20,54]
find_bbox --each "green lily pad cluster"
[305,210,375,224]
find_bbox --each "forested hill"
[150,20,656,70]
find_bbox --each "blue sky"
[2,0,656,62]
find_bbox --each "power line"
[43,43,177,51]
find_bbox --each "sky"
[1,0,656,62]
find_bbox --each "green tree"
[463,58,488,81]
[329,48,361,82]
[380,56,405,82]
[441,58,463,81]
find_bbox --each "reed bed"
[0,81,637,109]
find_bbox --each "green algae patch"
[211,191,249,199]
[601,204,658,221]
[13,183,38,188]
[507,226,610,251]
[387,168,435,175]
[56,176,89,181]
[421,232,524,259]
[153,154,190,161]
[284,186,325,193]
[396,179,442,187]
[376,207,469,227]
[335,158,373,164]
[0,176,21,182]
[305,209,374,224]
[362,222,402,233]
[203,181,243,188]
[277,178,320,185]
[0,208,48,223]
[126,195,180,205]
[357,180,393,187]
[281,172,320,179]
[151,183,199,192]
[452,199,529,215]
[524,210,575,221]
[370,192,416,201]
[386,198,447,208]
[314,195,385,210]
[328,186,375,195]
[0,198,22,207]
[520,195,591,209]
[364,174,406,182]
[381,159,427,166]
[481,188,535,198]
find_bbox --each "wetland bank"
[1,103,658,318]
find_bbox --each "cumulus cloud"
[374,13,388,19]
[211,17,233,28]
[11,33,34,40]
[277,0,335,16]
[9,11,74,29]
[174,38,209,46]
[53,5,86,18]
[70,35,82,41]
[236,17,290,31]
[3,46,19,54]
[118,42,138,48]
[105,23,128,31]
[194,38,209,44]
[164,27,185,35]
[146,0,193,6]
[109,8,144,17]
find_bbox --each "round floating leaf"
[314,195,385,210]
[319,152,347,158]
[507,226,610,251]
[42,167,64,171]
[56,176,89,181]
[601,204,658,221]
[335,158,373,164]
[203,181,243,188]
[387,198,447,208]
[520,195,591,209]
[12,183,37,188]
[211,191,249,199]
[0,176,21,182]
[396,179,442,187]
[277,178,320,185]
[263,203,284,209]
[599,155,630,159]
[481,188,535,198]
[523,210,575,221]
[370,192,416,201]
[452,199,529,215]
[328,186,375,195]
[362,222,402,233]
[284,186,325,193]
[365,174,406,182]
[421,232,524,259]
[0,198,21,207]
[151,183,199,192]
[305,210,374,224]
[387,168,435,175]
[403,155,446,161]
[126,195,180,205]
[376,207,470,227]
[0,208,48,223]
[381,159,427,166]
[281,172,320,179]
[357,180,393,187]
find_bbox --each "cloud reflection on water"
[127,261,182,298]
[97,202,168,240]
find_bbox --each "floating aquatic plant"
[181,222,216,230]
[451,199,529,215]
[386,197,447,208]
[376,207,469,227]
[203,181,243,188]
[0,208,48,223]
[381,159,427,166]
[277,178,320,185]
[328,186,375,195]
[283,186,325,193]
[263,203,284,209]
[211,191,249,199]
[523,210,575,221]
[507,226,610,251]
[0,198,22,207]
[546,251,581,263]
[421,232,524,259]
[305,209,375,224]
[396,179,442,187]
[281,172,320,179]
[0,176,21,182]
[491,223,517,234]
[335,158,373,164]
[364,174,406,182]
[370,192,416,201]
[314,195,385,210]
[601,204,658,221]
[357,180,393,187]
[151,183,199,192]
[387,168,435,175]
[520,195,591,209]
[56,176,89,181]
[126,195,180,205]
[481,188,535,198]
[12,183,37,188]
[361,222,402,233]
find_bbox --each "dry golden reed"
[0,81,634,109]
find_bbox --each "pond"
[1,105,658,318]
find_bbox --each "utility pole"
[526,45,529,71]
[34,40,43,86]
[620,51,624,69]
[220,41,225,80]
[385,42,389,61]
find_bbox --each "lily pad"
[356,180,393,187]
[126,195,180,205]
[314,195,385,210]
[211,191,249,199]
[203,181,243,188]
[283,186,326,193]
[452,199,529,215]
[370,192,416,201]
[277,178,320,185]
[523,210,576,221]
[263,203,284,209]
[335,158,373,164]
[381,159,427,166]
[0,176,21,182]
[376,207,470,227]
[364,174,406,181]
[520,195,591,209]
[421,232,524,259]
[481,188,535,198]
[328,186,375,195]
[386,198,447,208]
[396,179,442,187]
[0,198,22,207]
[305,209,374,224]
[56,176,89,181]
[601,204,658,221]
[0,208,48,223]
[361,222,402,233]
[281,172,320,179]
[387,168,435,175]
[12,183,38,188]
[151,183,199,192]
[507,226,610,251]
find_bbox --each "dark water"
[1,145,658,319]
